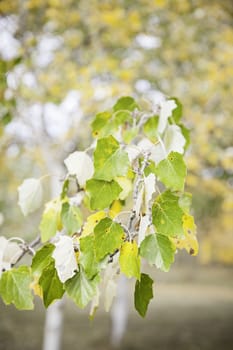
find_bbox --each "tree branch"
[12,235,41,267]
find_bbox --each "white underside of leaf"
[138,214,150,245]
[164,124,186,154]
[135,184,144,217]
[157,99,177,134]
[0,237,22,277]
[89,287,100,318]
[18,178,43,216]
[52,236,78,283]
[64,151,94,188]
[125,145,141,163]
[103,254,119,312]
[144,173,156,212]
[138,138,166,164]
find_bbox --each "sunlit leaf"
[79,234,99,279]
[93,136,129,181]
[94,218,125,261]
[115,176,132,200]
[113,96,138,112]
[86,179,122,210]
[143,115,159,142]
[39,198,62,242]
[0,266,34,310]
[119,241,140,280]
[152,190,184,237]
[82,211,106,237]
[65,267,100,309]
[155,152,187,191]
[172,214,198,256]
[140,234,175,271]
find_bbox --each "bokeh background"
[0,1,232,349]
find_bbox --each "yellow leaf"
[172,214,198,256]
[109,200,122,219]
[30,276,43,299]
[82,211,106,237]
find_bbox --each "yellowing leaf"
[172,214,198,256]
[109,200,122,219]
[30,276,43,298]
[39,198,62,242]
[82,211,106,237]
[119,241,140,280]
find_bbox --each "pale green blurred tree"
[0,0,232,263]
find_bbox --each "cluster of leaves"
[0,96,198,317]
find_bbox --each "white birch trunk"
[110,275,129,347]
[42,299,65,350]
[42,157,65,350]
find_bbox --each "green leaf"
[179,123,190,151]
[119,241,140,280]
[39,198,62,242]
[144,161,157,177]
[178,192,192,214]
[115,177,132,200]
[86,179,122,210]
[31,244,55,276]
[39,260,64,308]
[122,127,139,144]
[0,266,34,310]
[155,152,187,191]
[114,110,133,126]
[168,97,182,123]
[61,178,69,199]
[140,234,175,272]
[61,202,82,235]
[113,96,138,112]
[143,116,159,142]
[65,268,100,309]
[80,235,99,278]
[152,190,184,237]
[93,136,129,181]
[91,111,114,138]
[134,273,153,317]
[94,218,125,261]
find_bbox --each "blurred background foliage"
[0,0,232,264]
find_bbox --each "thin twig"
[12,235,41,267]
